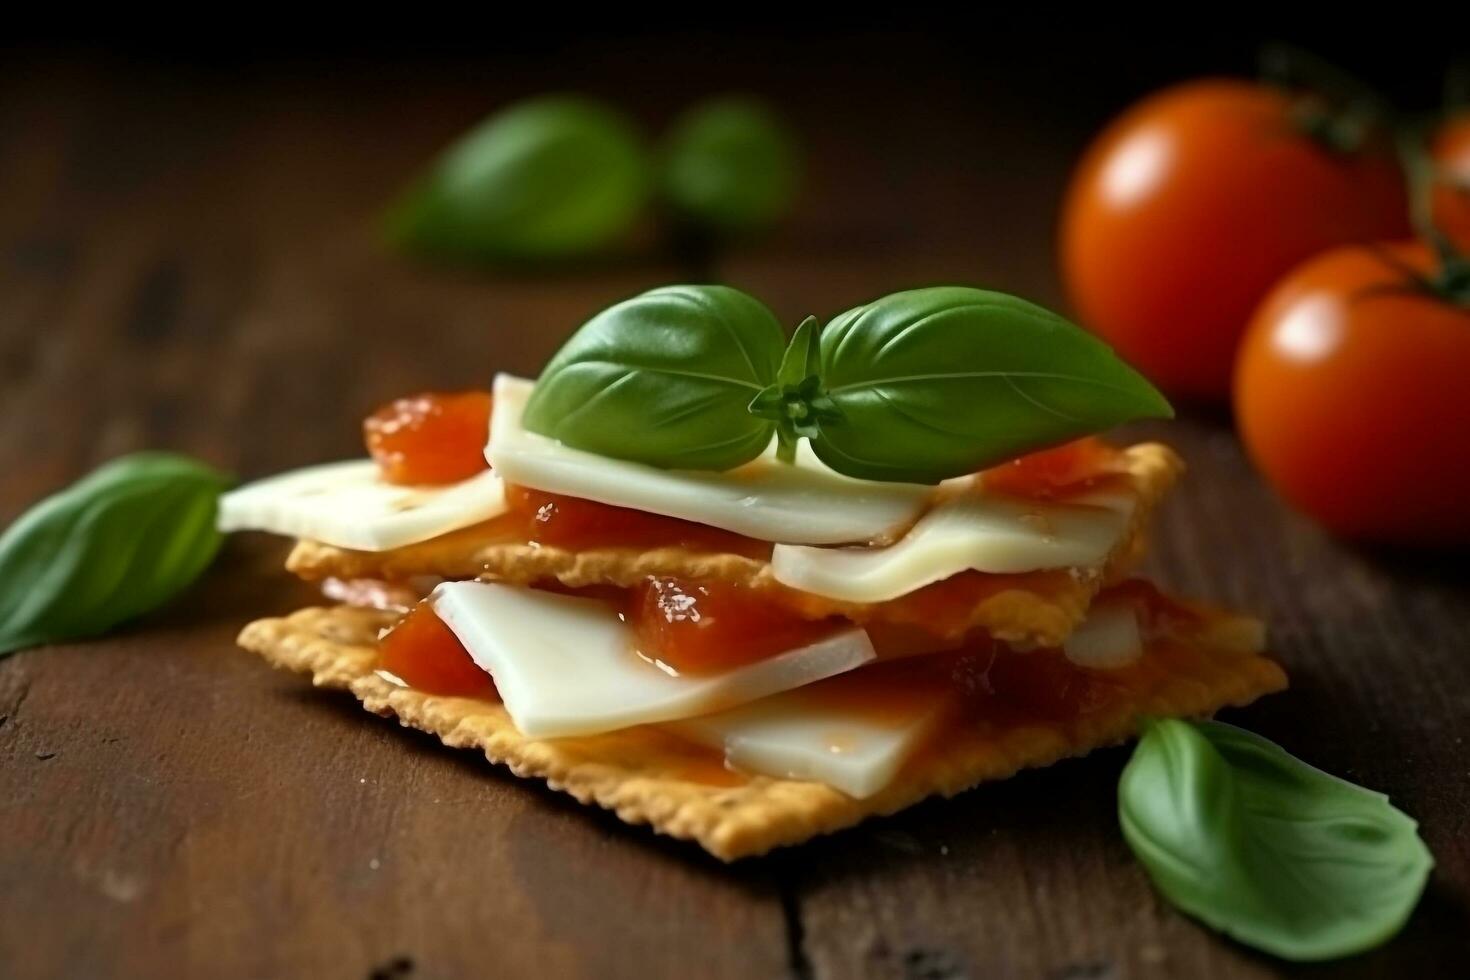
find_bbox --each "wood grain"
[1,42,1467,979]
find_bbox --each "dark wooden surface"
[2,43,1468,980]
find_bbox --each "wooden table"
[2,41,1466,979]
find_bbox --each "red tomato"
[1433,114,1470,252]
[1234,242,1470,546]
[1061,79,1409,401]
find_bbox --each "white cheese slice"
[218,460,506,551]
[678,597,1147,797]
[1062,601,1143,669]
[430,581,876,739]
[486,374,931,545]
[674,672,948,798]
[767,491,1133,604]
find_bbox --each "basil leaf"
[0,453,231,657]
[660,97,800,236]
[1120,719,1433,961]
[386,96,650,261]
[523,285,785,470]
[808,286,1172,483]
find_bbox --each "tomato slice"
[627,576,842,676]
[378,601,497,698]
[364,391,493,486]
[979,438,1120,499]
[504,485,770,558]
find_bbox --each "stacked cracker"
[229,378,1284,860]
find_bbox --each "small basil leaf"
[0,453,232,657]
[386,96,650,261]
[809,286,1173,484]
[776,315,821,388]
[523,285,784,470]
[1120,719,1433,962]
[660,96,800,236]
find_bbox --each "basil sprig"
[523,285,785,470]
[0,453,231,657]
[524,284,1169,483]
[1120,719,1433,961]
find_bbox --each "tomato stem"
[1260,43,1392,156]
[1397,127,1470,308]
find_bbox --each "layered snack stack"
[223,285,1285,860]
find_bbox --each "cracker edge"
[286,443,1183,647]
[239,601,1286,862]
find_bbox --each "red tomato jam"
[980,438,1121,499]
[800,581,1228,742]
[377,601,498,699]
[627,576,844,676]
[504,485,772,559]
[364,391,493,486]
[800,640,1125,730]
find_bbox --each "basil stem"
[0,453,232,657]
[1120,719,1433,961]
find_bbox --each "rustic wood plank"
[2,38,1467,980]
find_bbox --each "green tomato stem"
[1397,126,1470,308]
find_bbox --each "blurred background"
[2,19,1465,489]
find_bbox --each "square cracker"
[285,443,1182,647]
[238,601,1285,861]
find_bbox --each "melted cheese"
[430,581,876,738]
[486,375,931,545]
[218,461,506,551]
[768,491,1133,603]
[1063,601,1143,668]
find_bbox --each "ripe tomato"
[1433,113,1470,251]
[1234,242,1470,546]
[1061,79,1409,401]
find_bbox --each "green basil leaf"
[523,285,785,470]
[807,286,1171,483]
[386,96,650,261]
[1120,719,1433,961]
[0,453,231,657]
[660,96,800,236]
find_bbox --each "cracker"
[238,599,1285,861]
[286,443,1182,647]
